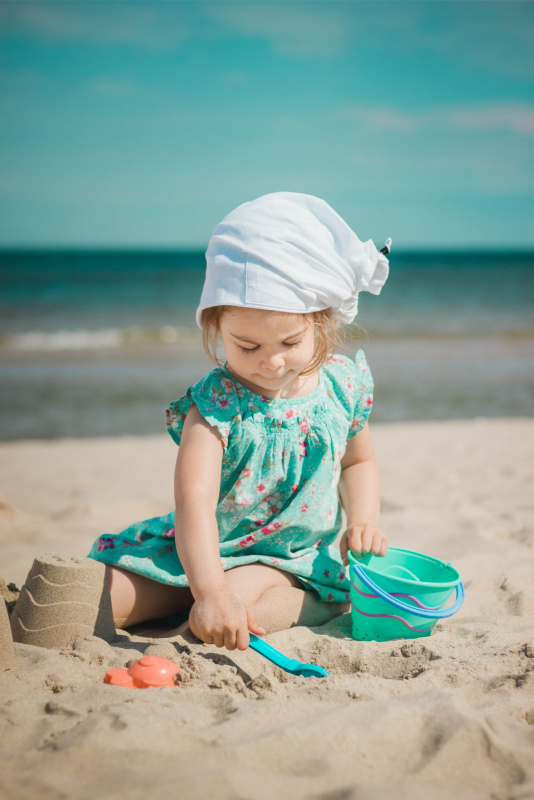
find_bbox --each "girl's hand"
[188,588,266,651]
[340,523,388,566]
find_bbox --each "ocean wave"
[0,326,201,351]
[1,324,533,352]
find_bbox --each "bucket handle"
[351,564,465,619]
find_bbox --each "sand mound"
[10,553,115,649]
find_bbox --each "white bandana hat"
[196,192,390,327]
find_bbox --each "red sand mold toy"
[104,655,179,688]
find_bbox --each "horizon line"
[1,245,534,255]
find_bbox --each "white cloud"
[201,2,351,57]
[88,79,140,98]
[0,1,191,50]
[340,102,534,137]
[2,1,532,81]
[444,104,534,136]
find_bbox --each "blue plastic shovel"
[248,633,329,678]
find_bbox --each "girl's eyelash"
[238,340,301,355]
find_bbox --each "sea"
[0,249,533,440]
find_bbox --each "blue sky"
[0,0,533,248]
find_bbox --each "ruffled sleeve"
[323,350,374,439]
[165,368,242,448]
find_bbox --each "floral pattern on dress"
[89,350,373,603]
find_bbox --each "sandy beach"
[1,419,533,800]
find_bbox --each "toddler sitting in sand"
[89,192,391,650]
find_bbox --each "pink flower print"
[299,418,309,435]
[221,378,234,391]
[253,520,264,527]
[291,484,299,493]
[285,409,295,419]
[165,544,174,553]
[299,441,307,460]
[366,397,373,407]
[345,591,350,600]
[327,593,334,601]
[257,483,265,492]
[260,521,282,537]
[329,356,343,364]
[301,504,309,513]
[238,534,256,548]
[163,527,175,538]
[324,570,330,578]
[315,539,323,548]
[218,396,229,408]
[97,537,115,552]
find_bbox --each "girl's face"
[218,307,316,397]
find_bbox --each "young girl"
[89,192,391,651]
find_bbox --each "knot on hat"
[196,192,389,326]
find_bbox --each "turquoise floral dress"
[88,350,373,603]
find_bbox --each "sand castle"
[10,553,116,649]
[1,598,15,670]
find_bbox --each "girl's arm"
[174,404,226,597]
[174,405,265,649]
[338,423,387,565]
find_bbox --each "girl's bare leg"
[106,562,348,633]
[106,565,193,628]
[224,563,348,633]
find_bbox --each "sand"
[1,419,533,800]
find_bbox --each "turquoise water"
[1,249,533,337]
[0,249,533,439]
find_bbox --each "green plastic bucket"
[347,547,464,642]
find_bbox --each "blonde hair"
[200,305,344,376]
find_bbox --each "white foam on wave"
[0,326,197,351]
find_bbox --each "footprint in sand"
[359,641,442,681]
[498,575,524,617]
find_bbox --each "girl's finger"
[235,625,250,651]
[379,537,388,557]
[360,526,375,553]
[246,608,266,638]
[370,530,383,555]
[348,527,363,553]
[339,537,348,564]
[224,627,237,651]
[212,631,225,648]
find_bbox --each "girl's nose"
[262,351,284,371]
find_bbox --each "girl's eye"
[238,340,300,354]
